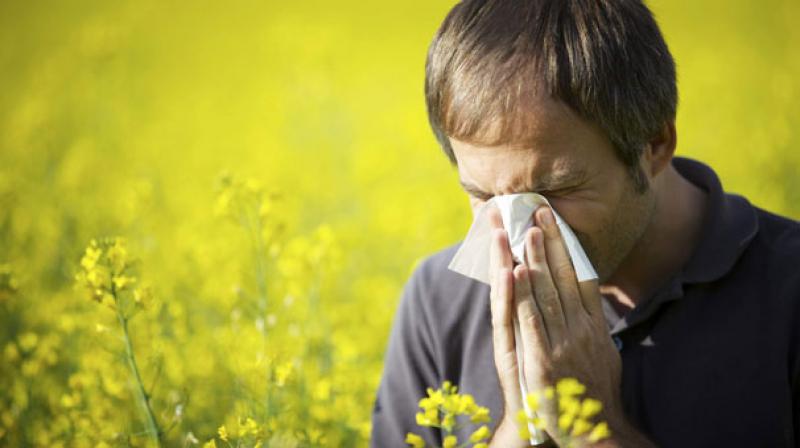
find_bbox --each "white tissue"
[448,193,597,284]
[447,193,598,444]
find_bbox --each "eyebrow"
[459,168,588,198]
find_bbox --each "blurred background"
[0,0,798,446]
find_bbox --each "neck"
[600,163,708,315]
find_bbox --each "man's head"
[425,0,679,281]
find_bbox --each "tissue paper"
[448,193,597,284]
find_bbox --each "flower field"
[0,0,798,446]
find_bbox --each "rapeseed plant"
[407,378,609,448]
[75,237,162,446]
[406,381,492,448]
[516,377,611,447]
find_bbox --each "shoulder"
[408,242,463,287]
[745,205,800,298]
[751,205,800,264]
[400,241,490,327]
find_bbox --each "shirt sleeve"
[370,261,443,448]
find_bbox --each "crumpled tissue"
[448,193,597,283]
[447,193,598,444]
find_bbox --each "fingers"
[535,206,584,324]
[523,226,565,345]
[514,265,551,358]
[488,218,523,412]
[487,205,504,231]
[490,266,523,412]
[578,279,606,328]
[489,222,514,286]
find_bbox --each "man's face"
[450,95,656,283]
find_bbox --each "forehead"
[449,97,610,193]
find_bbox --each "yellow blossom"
[518,377,612,446]
[570,418,593,437]
[556,377,586,398]
[441,413,455,432]
[405,432,425,448]
[275,361,293,387]
[18,332,39,352]
[217,425,228,441]
[470,406,491,423]
[238,417,259,437]
[470,425,490,443]
[579,398,603,419]
[587,421,611,442]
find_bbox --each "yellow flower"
[556,377,586,398]
[518,377,612,445]
[217,424,228,441]
[570,418,593,437]
[526,392,540,411]
[470,425,490,443]
[442,434,457,448]
[80,244,102,271]
[544,386,555,400]
[587,421,610,442]
[405,432,425,448]
[238,417,259,437]
[579,398,603,419]
[203,440,217,448]
[275,361,293,387]
[558,395,581,418]
[441,413,455,432]
[106,238,129,272]
[18,332,38,352]
[416,410,438,427]
[518,425,531,441]
[112,274,136,291]
[558,411,575,433]
[425,388,445,406]
[470,406,491,423]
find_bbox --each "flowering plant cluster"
[407,378,610,448]
[517,377,611,447]
[406,381,492,448]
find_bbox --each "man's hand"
[487,205,655,447]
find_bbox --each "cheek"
[546,196,609,237]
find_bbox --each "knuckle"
[574,325,593,347]
[518,303,537,324]
[538,290,559,307]
[522,311,539,331]
[495,350,518,378]
[551,343,566,361]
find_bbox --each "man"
[371,0,800,447]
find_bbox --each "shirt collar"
[671,156,759,284]
[605,156,760,336]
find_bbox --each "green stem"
[115,290,162,447]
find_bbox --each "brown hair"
[424,0,677,192]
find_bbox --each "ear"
[642,120,677,178]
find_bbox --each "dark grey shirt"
[370,156,800,447]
